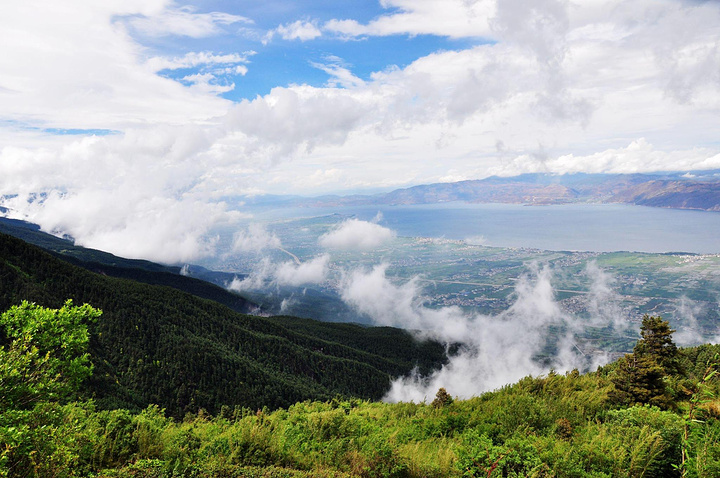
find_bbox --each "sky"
[2,0,720,262]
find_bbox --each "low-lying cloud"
[228,253,330,291]
[274,254,330,287]
[319,218,396,251]
[232,224,281,253]
[673,296,706,347]
[584,261,628,332]
[339,261,630,402]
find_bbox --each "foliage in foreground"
[1,302,720,477]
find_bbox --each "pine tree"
[431,387,453,408]
[634,314,680,375]
[610,315,679,408]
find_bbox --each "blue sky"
[2,0,720,261]
[126,0,484,101]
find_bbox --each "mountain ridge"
[0,216,257,314]
[274,171,720,211]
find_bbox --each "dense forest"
[0,232,448,416]
[2,231,720,476]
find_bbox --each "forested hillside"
[0,232,448,417]
[2,222,720,477]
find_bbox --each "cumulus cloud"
[228,258,275,291]
[0,123,240,262]
[319,219,396,250]
[0,1,234,132]
[339,262,628,402]
[2,188,225,263]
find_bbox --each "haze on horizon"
[2,0,720,262]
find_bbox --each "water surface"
[245,202,720,254]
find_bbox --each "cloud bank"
[340,262,630,402]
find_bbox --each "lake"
[246,202,720,254]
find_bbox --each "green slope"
[0,232,448,417]
[0,216,256,313]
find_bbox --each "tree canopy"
[0,300,100,409]
[610,315,680,408]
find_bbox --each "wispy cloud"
[232,224,281,253]
[324,0,496,39]
[673,296,706,346]
[339,262,629,402]
[146,51,255,72]
[311,57,366,89]
[123,5,252,38]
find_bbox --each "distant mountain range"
[269,171,720,212]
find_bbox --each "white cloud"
[319,219,396,250]
[673,296,705,346]
[487,139,720,177]
[232,224,281,252]
[0,1,231,130]
[227,258,274,291]
[2,188,226,263]
[274,254,330,286]
[227,254,330,291]
[266,20,322,43]
[311,61,366,89]
[224,85,372,160]
[182,73,235,95]
[146,51,254,72]
[584,261,627,331]
[324,0,496,39]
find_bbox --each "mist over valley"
[4,0,720,474]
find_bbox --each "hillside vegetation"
[1,300,719,477]
[3,231,720,476]
[0,232,447,417]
